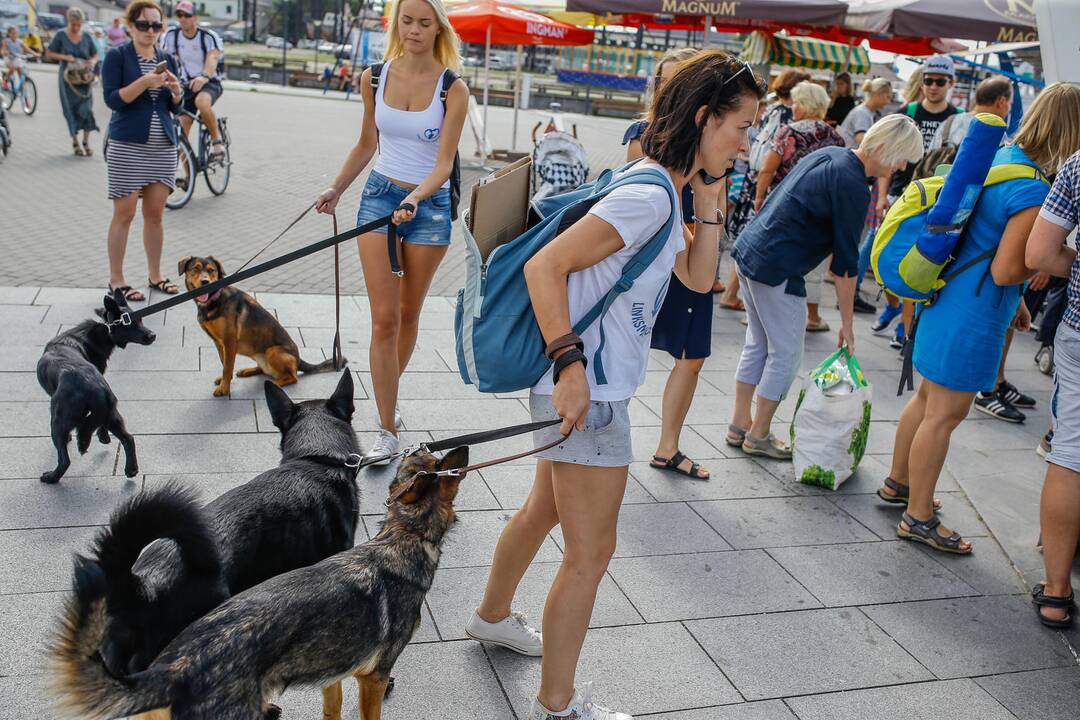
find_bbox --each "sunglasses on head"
[723,60,755,87]
[923,77,950,87]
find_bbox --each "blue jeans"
[355,170,452,246]
[856,226,874,291]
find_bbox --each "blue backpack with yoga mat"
[455,162,677,393]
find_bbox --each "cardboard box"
[468,156,531,262]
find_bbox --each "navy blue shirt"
[732,146,869,297]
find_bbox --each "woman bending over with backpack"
[466,50,764,720]
[882,83,1080,555]
[315,0,466,464]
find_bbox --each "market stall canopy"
[446,1,596,44]
[842,0,1038,43]
[742,30,871,73]
[564,0,849,27]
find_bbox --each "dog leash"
[234,202,316,274]
[331,213,346,370]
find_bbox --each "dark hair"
[640,50,766,176]
[771,68,810,100]
[975,76,1013,107]
[125,0,163,24]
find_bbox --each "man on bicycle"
[160,1,225,159]
[2,27,40,86]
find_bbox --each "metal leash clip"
[344,453,364,469]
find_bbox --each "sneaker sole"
[464,628,543,657]
[973,403,1025,424]
[741,444,792,460]
[1036,445,1049,459]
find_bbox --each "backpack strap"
[370,61,384,89]
[440,68,457,105]
[905,102,919,119]
[568,167,677,385]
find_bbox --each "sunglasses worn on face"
[923,77,950,87]
[176,12,192,18]
[134,20,164,31]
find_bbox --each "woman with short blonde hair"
[46,6,99,155]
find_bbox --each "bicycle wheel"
[203,120,230,196]
[0,85,12,111]
[167,138,197,210]
[20,77,37,116]
[0,126,8,162]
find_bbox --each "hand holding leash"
[392,198,418,226]
[552,360,590,435]
[315,188,341,215]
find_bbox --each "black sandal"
[1032,583,1075,628]
[73,139,85,156]
[149,278,179,294]
[897,512,972,555]
[877,477,942,511]
[651,451,709,480]
[109,284,144,302]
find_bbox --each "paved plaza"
[1,67,1079,719]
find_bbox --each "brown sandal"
[149,278,179,294]
[109,284,145,302]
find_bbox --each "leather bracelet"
[553,348,587,384]
[544,332,584,360]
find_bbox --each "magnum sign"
[660,0,739,13]
[564,0,848,26]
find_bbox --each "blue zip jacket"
[101,42,179,145]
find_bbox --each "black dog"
[36,290,156,484]
[75,370,362,696]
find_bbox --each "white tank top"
[371,60,450,188]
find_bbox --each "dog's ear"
[206,256,225,277]
[326,370,355,421]
[94,307,107,320]
[437,446,470,474]
[103,292,121,315]
[177,256,195,277]
[264,381,296,432]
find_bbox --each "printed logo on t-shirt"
[629,277,672,337]
[419,128,441,142]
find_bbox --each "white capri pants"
[735,272,807,401]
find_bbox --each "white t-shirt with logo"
[161,28,222,81]
[532,163,685,401]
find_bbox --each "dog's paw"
[77,438,91,455]
[213,375,222,385]
[40,471,61,484]
[213,385,230,397]
[124,464,138,478]
[97,428,111,445]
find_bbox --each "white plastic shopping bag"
[791,348,872,490]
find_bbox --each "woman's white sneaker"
[528,683,632,720]
[364,429,399,466]
[464,610,543,656]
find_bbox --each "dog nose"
[146,331,157,342]
[200,278,210,286]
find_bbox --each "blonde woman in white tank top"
[315,0,467,462]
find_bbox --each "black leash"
[332,213,346,370]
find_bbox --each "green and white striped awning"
[741,31,871,75]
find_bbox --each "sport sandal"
[742,433,792,460]
[725,424,748,448]
[897,512,972,555]
[1031,583,1075,628]
[877,477,942,511]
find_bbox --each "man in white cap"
[160,0,225,158]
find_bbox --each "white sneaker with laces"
[528,683,632,720]
[464,609,543,656]
[364,429,399,466]
[394,405,403,430]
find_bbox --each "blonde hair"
[384,0,462,73]
[862,77,892,98]
[902,66,923,104]
[66,7,85,23]
[861,114,924,166]
[790,80,830,120]
[1013,82,1080,174]
[647,47,698,106]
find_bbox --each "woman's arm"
[754,150,781,211]
[101,48,134,110]
[46,35,75,63]
[673,174,724,293]
[315,68,381,215]
[990,206,1041,286]
[392,78,469,224]
[1025,215,1077,278]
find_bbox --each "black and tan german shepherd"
[58,370,362,718]
[36,290,157,484]
[53,445,467,720]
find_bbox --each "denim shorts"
[529,392,633,467]
[355,170,452,246]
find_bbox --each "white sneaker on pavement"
[364,429,399,466]
[527,683,632,720]
[394,405,403,430]
[464,609,543,656]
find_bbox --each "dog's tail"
[299,356,347,374]
[50,484,219,718]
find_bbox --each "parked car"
[264,35,294,50]
[36,12,64,31]
[221,30,242,43]
[317,40,337,53]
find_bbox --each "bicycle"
[0,64,38,115]
[168,109,231,210]
[0,102,10,162]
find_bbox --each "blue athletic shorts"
[355,170,452,246]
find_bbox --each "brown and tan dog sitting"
[180,256,343,396]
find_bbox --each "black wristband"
[553,348,587,384]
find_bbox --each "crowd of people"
[7,0,1080,715]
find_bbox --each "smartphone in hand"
[154,61,168,74]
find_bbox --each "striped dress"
[106,55,176,199]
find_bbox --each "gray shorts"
[529,392,633,467]
[1049,323,1080,474]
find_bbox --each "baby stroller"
[531,105,588,201]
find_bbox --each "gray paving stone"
[0,347,47,371]
[0,305,48,324]
[0,402,50,437]
[634,370,727,397]
[631,457,816,502]
[0,527,98,594]
[786,678,1017,720]
[629,424,722,464]
[0,591,64,676]
[550,502,731,558]
[1,323,60,346]
[395,397,530,431]
[627,396,663,426]
[0,436,117,480]
[648,700,797,720]
[490,622,741,716]
[976,666,1080,720]
[479,464,655,509]
[273,639,514,719]
[862,595,1078,678]
[685,608,933,700]
[690,496,878,549]
[361,370,497,399]
[830,492,990,540]
[117,399,259,435]
[0,373,49,401]
[297,325,375,348]
[830,454,961,495]
[767,542,978,607]
[608,549,820,621]
[105,370,236,400]
[426,562,642,640]
[0,674,56,720]
[0,287,40,304]
[0,475,139,530]
[102,345,201,372]
[913,538,1028,595]
[129,433,281,475]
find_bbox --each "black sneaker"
[998,380,1036,408]
[853,296,876,314]
[974,392,1026,423]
